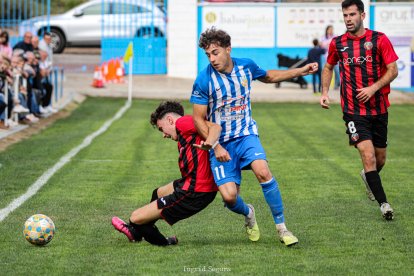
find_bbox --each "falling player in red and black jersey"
[112,101,221,245]
[320,0,398,220]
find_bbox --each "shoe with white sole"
[245,204,260,242]
[46,106,58,113]
[13,104,29,113]
[279,230,299,247]
[380,203,394,221]
[360,169,376,201]
[39,106,49,114]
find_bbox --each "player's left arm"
[258,63,319,83]
[357,34,399,103]
[356,62,398,103]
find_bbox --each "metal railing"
[1,66,64,128]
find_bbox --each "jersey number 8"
[348,121,357,134]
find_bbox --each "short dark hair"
[312,39,319,46]
[0,31,9,44]
[43,32,51,37]
[342,0,364,13]
[150,101,184,127]
[198,27,231,50]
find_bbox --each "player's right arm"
[192,104,230,162]
[260,63,318,83]
[320,62,334,109]
[192,103,210,140]
[320,39,338,109]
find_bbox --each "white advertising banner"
[277,6,348,47]
[391,47,411,89]
[375,6,414,45]
[202,6,275,48]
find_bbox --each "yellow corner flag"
[123,42,133,63]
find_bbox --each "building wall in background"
[177,1,413,90]
[167,0,198,79]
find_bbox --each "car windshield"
[82,3,111,15]
[156,4,165,14]
[111,3,150,14]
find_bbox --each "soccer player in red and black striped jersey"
[112,101,220,245]
[320,0,398,220]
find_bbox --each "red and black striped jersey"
[327,29,398,115]
[175,115,217,193]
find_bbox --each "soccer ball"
[23,214,55,246]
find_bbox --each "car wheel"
[50,29,66,53]
[136,28,163,38]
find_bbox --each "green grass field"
[1,98,413,275]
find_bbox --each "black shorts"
[157,180,217,225]
[342,113,388,148]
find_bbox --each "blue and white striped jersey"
[190,57,267,143]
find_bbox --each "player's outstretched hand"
[301,62,318,76]
[320,95,330,109]
[193,142,231,162]
[193,140,213,151]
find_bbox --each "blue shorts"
[209,135,267,186]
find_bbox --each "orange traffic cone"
[101,61,108,83]
[107,59,116,83]
[115,58,125,84]
[92,66,104,88]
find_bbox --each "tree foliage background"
[51,0,88,14]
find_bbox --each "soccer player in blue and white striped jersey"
[190,27,318,246]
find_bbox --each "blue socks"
[261,178,285,224]
[227,195,250,216]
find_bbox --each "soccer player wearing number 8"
[191,27,318,246]
[320,0,398,220]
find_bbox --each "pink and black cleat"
[112,216,135,242]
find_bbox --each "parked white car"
[19,0,166,53]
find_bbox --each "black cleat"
[166,236,178,245]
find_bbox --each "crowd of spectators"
[0,30,57,130]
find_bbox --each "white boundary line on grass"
[0,101,131,222]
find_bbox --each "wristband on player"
[211,141,219,150]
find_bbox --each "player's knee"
[376,156,386,168]
[130,210,144,225]
[362,152,376,167]
[255,168,272,183]
[221,191,237,206]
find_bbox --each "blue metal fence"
[0,0,50,46]
[101,0,167,74]
[1,0,66,105]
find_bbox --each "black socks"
[365,171,387,205]
[129,221,168,246]
[151,188,159,203]
[128,187,169,246]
